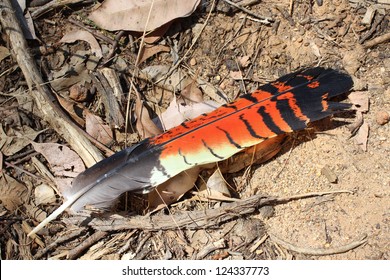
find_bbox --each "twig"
[135,232,152,255]
[275,5,295,26]
[363,32,390,49]
[359,14,385,44]
[103,30,126,65]
[289,0,294,16]
[195,238,226,259]
[67,231,108,259]
[64,190,353,232]
[222,0,274,23]
[4,161,43,181]
[30,0,91,19]
[269,233,367,256]
[33,228,85,259]
[249,234,268,253]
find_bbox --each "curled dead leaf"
[148,166,201,210]
[34,184,56,206]
[206,169,230,197]
[135,94,163,139]
[0,173,28,211]
[60,29,102,58]
[138,44,170,65]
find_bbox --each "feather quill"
[28,67,353,236]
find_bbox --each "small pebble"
[190,58,197,66]
[321,165,338,183]
[258,205,275,219]
[376,111,389,125]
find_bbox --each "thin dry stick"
[31,0,87,18]
[68,231,108,259]
[195,238,226,259]
[33,228,85,259]
[222,0,274,23]
[269,233,367,256]
[363,32,390,49]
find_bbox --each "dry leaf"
[230,70,243,80]
[218,134,286,174]
[0,46,10,62]
[141,65,192,91]
[143,22,173,44]
[89,0,201,32]
[193,188,237,202]
[138,44,170,65]
[206,169,230,197]
[238,56,250,68]
[181,81,204,103]
[50,63,92,92]
[158,97,219,130]
[135,94,162,139]
[0,125,43,156]
[148,166,201,210]
[0,172,28,211]
[31,142,85,177]
[34,183,56,205]
[310,41,322,58]
[56,94,85,126]
[348,91,369,112]
[85,111,114,146]
[54,178,74,196]
[60,30,103,58]
[353,120,369,151]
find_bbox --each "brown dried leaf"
[141,65,192,91]
[0,172,28,211]
[206,169,230,197]
[148,166,201,210]
[218,135,286,174]
[138,44,170,65]
[56,94,85,126]
[0,125,43,156]
[31,142,85,177]
[238,55,250,68]
[50,63,92,92]
[85,111,114,146]
[60,29,102,58]
[89,0,201,32]
[181,81,204,103]
[353,120,369,151]
[0,46,10,62]
[143,21,173,44]
[230,70,243,80]
[348,91,369,112]
[135,95,162,139]
[34,183,56,206]
[159,98,219,130]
